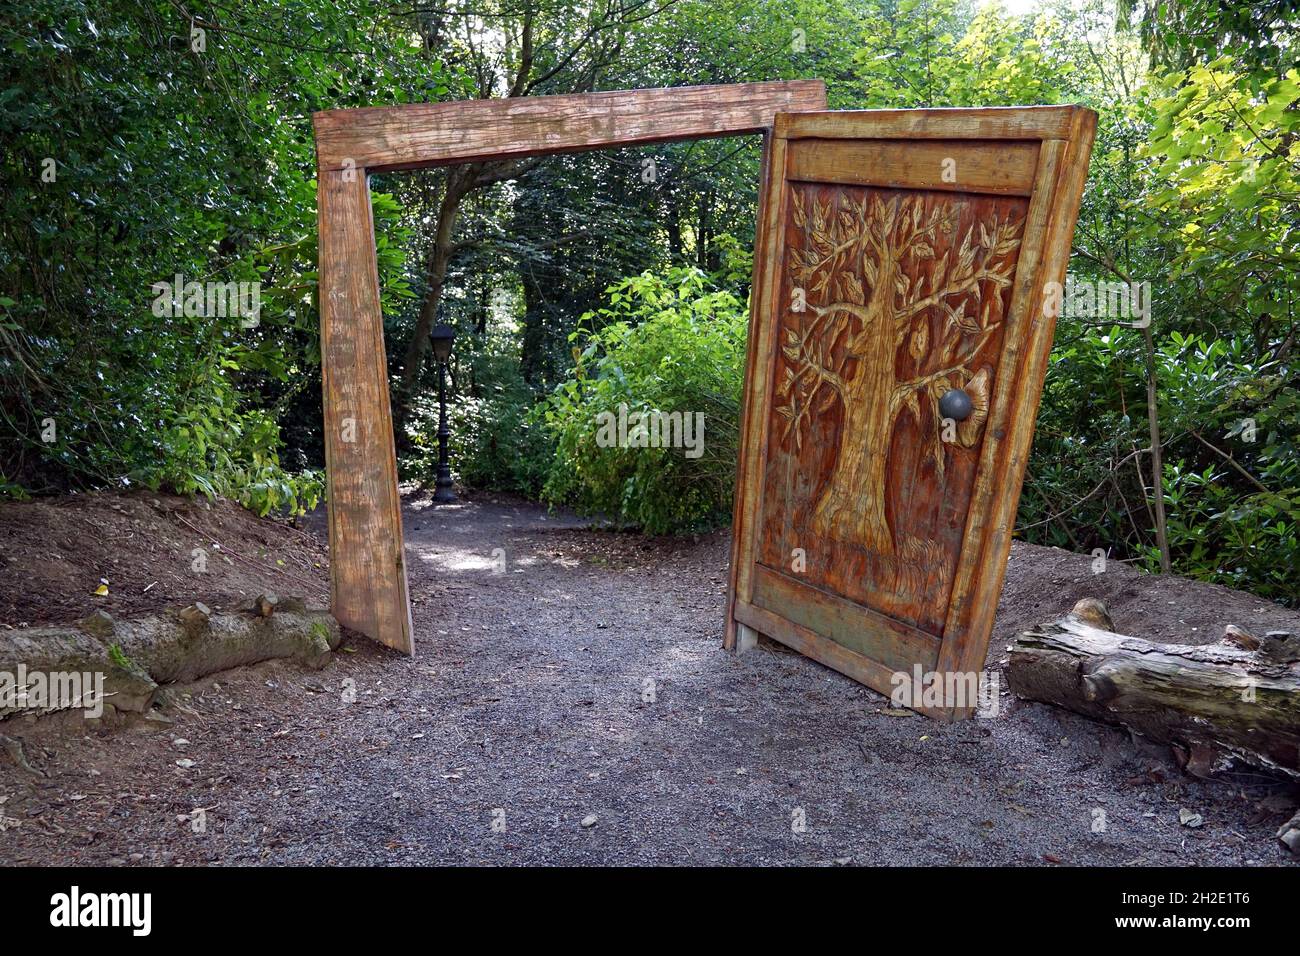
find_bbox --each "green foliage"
[1,0,427,512]
[1028,323,1300,604]
[539,268,746,533]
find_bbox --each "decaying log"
[1008,609,1300,778]
[0,599,341,718]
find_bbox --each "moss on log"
[0,599,341,718]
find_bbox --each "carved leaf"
[929,252,948,293]
[909,322,928,361]
[955,305,982,335]
[792,191,807,229]
[957,366,992,447]
[838,210,856,239]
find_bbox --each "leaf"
[792,191,807,229]
[909,322,928,360]
[957,366,992,447]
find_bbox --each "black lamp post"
[430,322,457,503]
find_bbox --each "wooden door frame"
[724,106,1097,719]
[312,80,828,654]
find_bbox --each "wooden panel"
[750,566,939,674]
[786,139,1039,196]
[757,182,1029,635]
[775,106,1083,142]
[317,167,413,654]
[724,132,782,651]
[314,81,828,173]
[725,133,792,649]
[733,599,903,702]
[728,105,1097,720]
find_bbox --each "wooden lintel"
[313,80,828,172]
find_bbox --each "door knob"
[939,388,974,421]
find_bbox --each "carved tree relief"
[757,184,1028,631]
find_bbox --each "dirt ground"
[0,491,329,624]
[0,489,1297,866]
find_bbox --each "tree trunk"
[811,286,897,553]
[399,166,473,405]
[1140,322,1172,573]
[1007,613,1300,778]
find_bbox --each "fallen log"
[0,597,341,719]
[1007,605,1300,778]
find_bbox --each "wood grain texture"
[729,105,1096,720]
[725,133,791,649]
[724,131,781,651]
[317,167,413,654]
[786,139,1039,196]
[751,565,939,674]
[937,109,1098,715]
[314,81,828,172]
[775,106,1082,142]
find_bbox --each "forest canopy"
[2,0,1297,604]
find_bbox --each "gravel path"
[1,491,1297,866]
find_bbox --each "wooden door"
[726,107,1096,719]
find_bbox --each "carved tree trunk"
[811,280,897,553]
[1008,614,1300,777]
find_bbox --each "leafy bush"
[0,1,422,514]
[1025,322,1300,606]
[538,268,746,533]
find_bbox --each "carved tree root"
[1007,611,1300,778]
[0,597,342,719]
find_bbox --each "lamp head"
[430,322,456,363]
